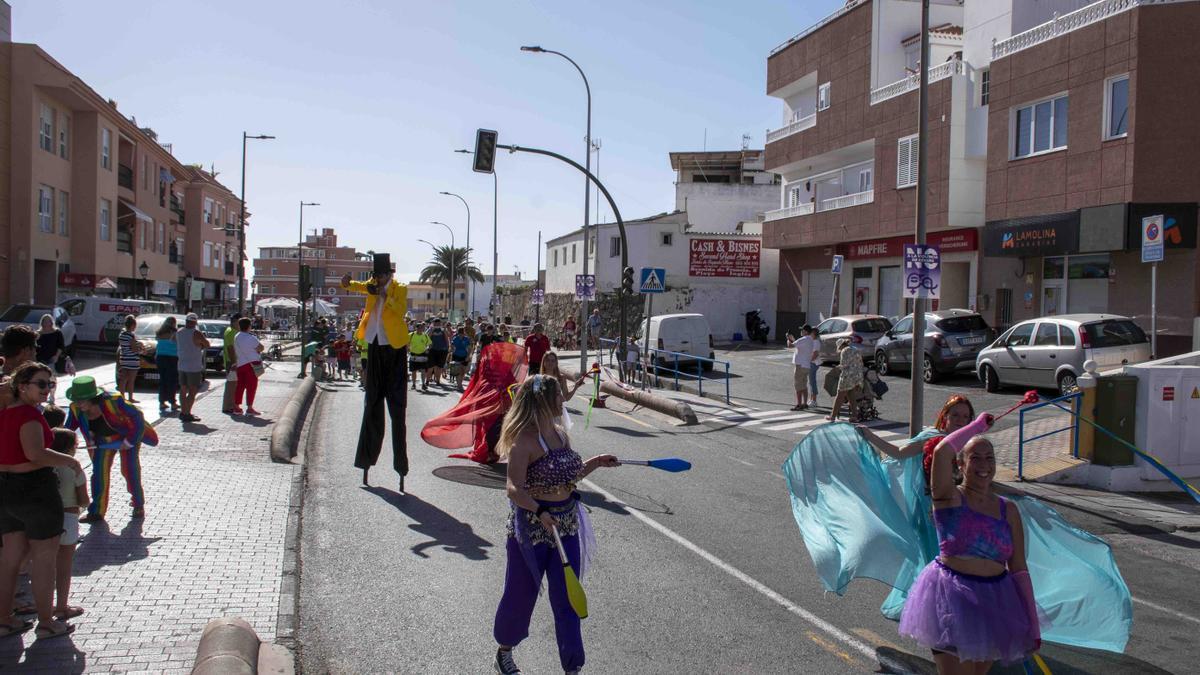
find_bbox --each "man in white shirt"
[787,325,817,411]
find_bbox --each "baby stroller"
[854,368,887,422]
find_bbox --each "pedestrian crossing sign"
[639,267,666,293]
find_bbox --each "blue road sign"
[830,255,844,275]
[639,267,666,293]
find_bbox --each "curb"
[996,481,1186,534]
[193,617,294,674]
[270,376,318,462]
[563,367,698,425]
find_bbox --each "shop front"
[840,228,980,320]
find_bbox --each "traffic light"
[622,266,635,295]
[299,265,312,301]
[473,129,498,174]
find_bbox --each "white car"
[0,304,78,358]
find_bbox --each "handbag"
[823,366,841,398]
[252,361,266,377]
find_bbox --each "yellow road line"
[850,627,902,653]
[607,409,656,430]
[805,630,865,669]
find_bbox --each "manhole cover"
[432,463,508,490]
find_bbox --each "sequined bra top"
[524,429,585,495]
[933,493,1013,563]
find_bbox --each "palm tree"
[419,245,484,318]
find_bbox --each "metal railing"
[118,164,134,189]
[992,0,1194,60]
[766,111,817,143]
[1017,390,1081,480]
[770,0,868,56]
[870,58,967,105]
[596,337,732,404]
[817,188,874,212]
[763,202,815,222]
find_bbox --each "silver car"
[975,314,1151,394]
[814,314,892,365]
[874,309,993,383]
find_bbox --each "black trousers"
[355,341,409,476]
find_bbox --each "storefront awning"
[117,199,153,223]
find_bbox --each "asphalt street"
[297,369,1200,674]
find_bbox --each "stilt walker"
[341,253,411,492]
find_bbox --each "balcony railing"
[870,58,966,105]
[766,111,818,144]
[771,0,868,56]
[817,189,874,212]
[992,0,1190,60]
[117,164,134,189]
[763,203,815,222]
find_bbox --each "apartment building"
[407,281,469,321]
[0,10,244,313]
[252,228,372,315]
[979,0,1200,355]
[671,149,780,231]
[763,0,1200,354]
[174,166,243,313]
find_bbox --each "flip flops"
[53,606,84,621]
[0,619,32,639]
[35,620,75,641]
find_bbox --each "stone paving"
[4,362,302,673]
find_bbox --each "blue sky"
[13,0,843,282]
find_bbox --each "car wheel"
[982,364,1000,393]
[922,356,939,384]
[1057,371,1078,395]
[876,351,890,376]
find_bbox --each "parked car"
[197,319,231,372]
[0,304,77,358]
[126,313,187,384]
[635,313,716,371]
[814,314,892,365]
[975,314,1151,395]
[58,297,171,344]
[875,309,993,383]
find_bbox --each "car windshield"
[937,315,988,333]
[134,319,167,337]
[852,318,891,333]
[0,306,50,323]
[1084,320,1147,348]
[198,323,225,339]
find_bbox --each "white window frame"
[857,166,873,193]
[979,68,990,106]
[39,104,54,153]
[57,190,69,235]
[203,198,213,225]
[1011,92,1069,160]
[817,82,831,111]
[203,242,212,267]
[897,134,918,189]
[57,112,69,158]
[101,128,112,170]
[157,221,165,253]
[99,199,112,241]
[1103,74,1129,141]
[788,185,804,207]
[37,185,54,233]
[661,232,673,246]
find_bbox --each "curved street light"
[429,221,456,318]
[439,191,473,317]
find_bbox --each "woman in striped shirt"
[116,315,144,403]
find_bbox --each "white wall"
[638,283,779,343]
[675,183,779,231]
[872,0,965,90]
[1012,0,1096,34]
[963,0,1014,68]
[544,230,589,294]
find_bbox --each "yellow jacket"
[342,279,410,349]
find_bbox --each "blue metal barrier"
[596,337,732,404]
[1017,391,1081,480]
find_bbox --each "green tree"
[418,246,484,318]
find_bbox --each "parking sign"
[903,244,940,299]
[830,255,844,275]
[1142,215,1165,263]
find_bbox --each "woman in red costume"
[421,340,527,463]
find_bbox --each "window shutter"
[897,136,917,188]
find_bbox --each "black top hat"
[372,253,393,277]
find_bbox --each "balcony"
[225,261,236,276]
[764,203,815,222]
[870,57,966,105]
[118,164,134,189]
[993,0,1155,60]
[764,189,874,222]
[766,111,818,144]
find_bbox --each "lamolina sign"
[983,212,1079,257]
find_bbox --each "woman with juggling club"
[491,374,619,675]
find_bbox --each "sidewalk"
[6,362,304,673]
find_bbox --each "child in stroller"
[853,368,887,421]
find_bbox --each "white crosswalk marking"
[694,400,906,441]
[739,413,809,427]
[764,417,826,432]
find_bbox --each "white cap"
[185,313,199,322]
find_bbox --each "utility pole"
[908,0,931,437]
[238,132,274,315]
[535,230,542,323]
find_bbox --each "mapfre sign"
[688,238,761,278]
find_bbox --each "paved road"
[298,373,1199,673]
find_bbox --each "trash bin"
[1093,375,1137,466]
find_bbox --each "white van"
[59,297,173,344]
[636,313,715,371]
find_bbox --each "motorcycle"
[744,309,770,344]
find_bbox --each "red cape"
[420,341,527,463]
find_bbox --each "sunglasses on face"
[27,379,56,390]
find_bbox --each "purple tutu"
[899,560,1037,664]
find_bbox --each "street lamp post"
[453,150,497,323]
[521,45,592,373]
[439,191,472,317]
[298,201,319,378]
[138,260,149,300]
[429,221,456,318]
[239,132,274,316]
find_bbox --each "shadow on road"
[593,425,657,438]
[74,519,162,576]
[876,639,1174,674]
[432,464,507,491]
[362,486,494,561]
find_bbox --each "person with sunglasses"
[0,362,85,640]
[0,326,39,409]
